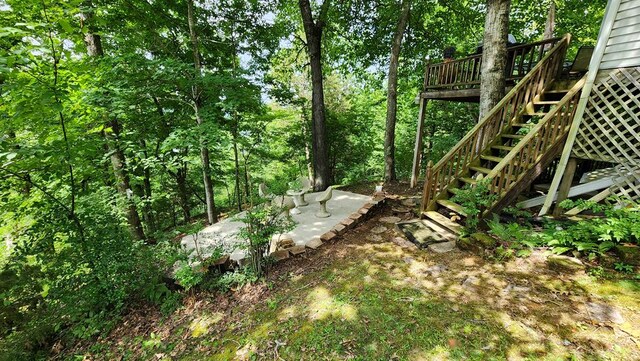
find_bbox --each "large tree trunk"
[82,12,146,241]
[543,1,556,41]
[478,0,511,120]
[298,0,331,191]
[383,0,412,182]
[187,0,217,224]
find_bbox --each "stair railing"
[484,76,586,212]
[422,34,571,212]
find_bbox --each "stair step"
[436,199,467,217]
[481,155,504,163]
[492,145,514,151]
[469,165,492,174]
[523,112,547,117]
[423,211,463,234]
[447,187,460,195]
[534,100,559,106]
[459,177,477,185]
[512,122,534,127]
[502,134,524,140]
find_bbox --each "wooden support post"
[421,160,433,213]
[411,98,428,188]
[552,157,577,216]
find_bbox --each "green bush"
[0,189,182,360]
[236,205,294,277]
[450,178,498,234]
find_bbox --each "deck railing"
[422,34,571,211]
[485,76,586,210]
[423,37,564,91]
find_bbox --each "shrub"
[450,178,497,234]
[235,205,294,277]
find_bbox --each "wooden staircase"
[420,34,586,235]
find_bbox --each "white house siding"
[601,0,640,69]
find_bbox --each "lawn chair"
[315,186,333,218]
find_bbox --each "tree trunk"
[301,108,315,186]
[187,0,217,224]
[384,0,412,182]
[140,139,157,234]
[232,131,242,212]
[176,164,191,223]
[81,11,146,241]
[543,1,556,41]
[104,123,146,241]
[478,0,511,120]
[298,0,331,191]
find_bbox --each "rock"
[367,234,383,242]
[289,245,306,255]
[425,264,447,277]
[457,236,479,252]
[471,233,497,249]
[392,207,411,213]
[348,212,363,221]
[428,240,457,253]
[547,255,585,272]
[392,237,417,249]
[461,276,481,289]
[380,216,402,224]
[502,283,531,294]
[586,302,625,324]
[270,249,290,262]
[270,234,294,253]
[358,207,370,215]
[401,198,417,207]
[306,237,323,249]
[371,225,388,234]
[615,245,640,266]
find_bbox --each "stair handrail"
[422,34,571,211]
[484,76,587,211]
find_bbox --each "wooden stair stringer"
[484,134,568,216]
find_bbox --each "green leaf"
[59,19,74,33]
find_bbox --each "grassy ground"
[68,197,640,361]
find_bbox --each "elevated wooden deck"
[420,37,563,102]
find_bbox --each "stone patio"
[180,189,373,262]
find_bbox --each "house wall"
[601,0,640,69]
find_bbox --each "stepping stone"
[367,234,383,242]
[428,240,456,253]
[380,216,402,224]
[401,198,419,207]
[371,225,388,234]
[586,302,625,324]
[392,237,417,250]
